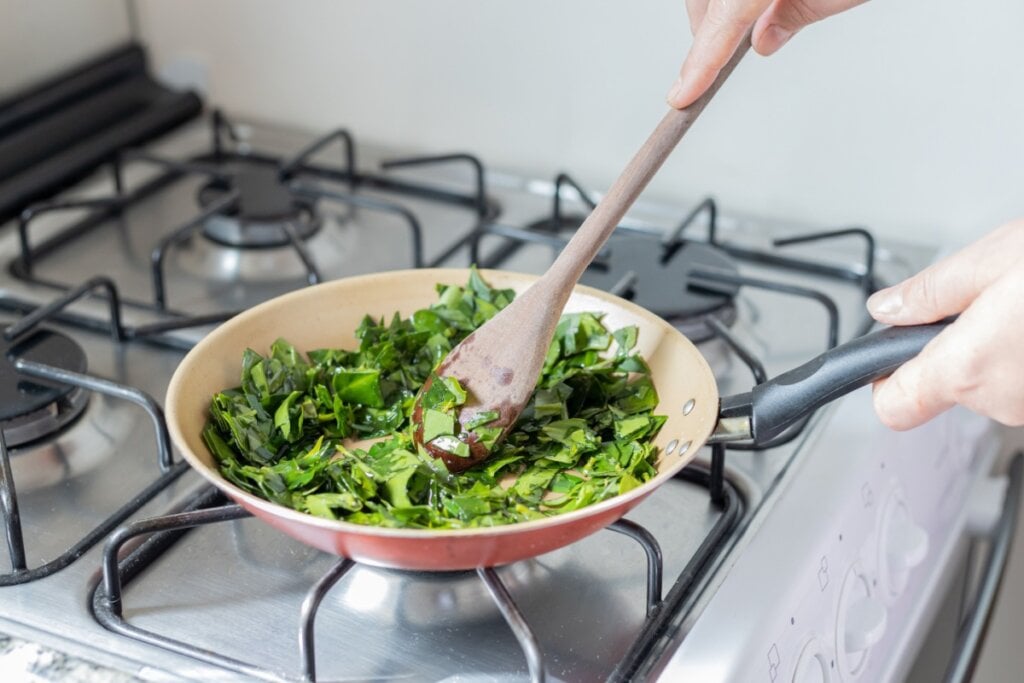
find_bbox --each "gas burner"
[198,160,321,248]
[0,328,89,447]
[570,228,741,343]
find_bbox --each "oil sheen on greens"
[204,270,667,529]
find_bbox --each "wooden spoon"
[414,40,753,473]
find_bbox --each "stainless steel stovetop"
[0,113,931,681]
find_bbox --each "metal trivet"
[0,283,190,585]
[91,469,742,683]
[13,110,501,320]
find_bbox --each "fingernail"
[867,289,903,317]
[760,25,794,54]
[667,77,687,108]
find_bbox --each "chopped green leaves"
[332,369,384,408]
[418,377,501,462]
[613,325,638,355]
[205,269,666,529]
[417,373,480,459]
[420,373,467,412]
[304,492,363,519]
[464,410,499,430]
[428,434,471,459]
[421,409,455,443]
[473,426,502,451]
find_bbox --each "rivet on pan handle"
[712,320,952,444]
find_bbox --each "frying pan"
[166,268,945,570]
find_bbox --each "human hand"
[867,221,1024,430]
[668,0,868,109]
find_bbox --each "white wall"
[0,0,131,96]
[133,0,1024,245]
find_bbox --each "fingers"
[871,335,959,431]
[669,0,771,108]
[751,0,813,54]
[867,222,1024,325]
[873,265,1024,430]
[685,0,708,35]
[670,0,870,108]
[753,0,869,55]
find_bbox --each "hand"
[867,221,1024,430]
[668,0,868,108]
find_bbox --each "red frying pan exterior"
[165,269,721,570]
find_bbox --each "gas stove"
[0,50,1016,683]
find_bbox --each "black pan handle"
[719,320,951,443]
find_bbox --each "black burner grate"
[0,287,187,585]
[91,469,743,683]
[11,110,501,328]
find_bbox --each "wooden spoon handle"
[544,33,754,295]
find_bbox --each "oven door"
[907,450,1023,683]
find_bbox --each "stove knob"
[836,566,886,677]
[967,475,1009,535]
[792,638,831,683]
[887,512,927,573]
[880,494,929,597]
[844,596,887,653]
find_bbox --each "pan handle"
[718,320,952,443]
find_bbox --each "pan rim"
[166,268,720,540]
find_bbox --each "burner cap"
[1,328,89,447]
[198,160,320,248]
